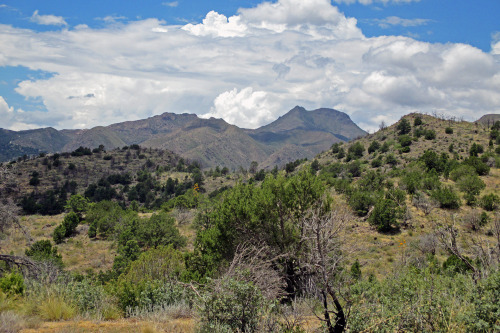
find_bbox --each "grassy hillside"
[1,112,499,332]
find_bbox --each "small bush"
[198,277,263,333]
[431,186,461,209]
[0,272,25,295]
[481,193,500,211]
[385,154,398,166]
[371,158,382,168]
[52,225,66,244]
[398,135,412,147]
[445,127,453,134]
[414,116,423,126]
[424,130,436,140]
[369,199,400,232]
[25,240,63,268]
[470,143,484,157]
[348,142,365,159]
[397,118,411,135]
[368,141,380,154]
[351,260,362,280]
[442,254,472,274]
[349,191,376,217]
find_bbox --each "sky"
[0,0,499,132]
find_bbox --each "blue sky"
[0,0,499,131]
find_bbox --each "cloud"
[0,96,46,131]
[333,0,421,4]
[201,87,282,129]
[0,96,14,115]
[96,15,127,23]
[0,0,499,133]
[30,10,67,26]
[371,16,431,28]
[492,32,500,55]
[162,1,178,7]
[182,11,247,37]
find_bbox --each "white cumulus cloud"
[30,10,67,26]
[202,87,282,129]
[0,0,498,132]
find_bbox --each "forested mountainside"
[0,113,499,332]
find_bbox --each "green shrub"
[466,270,500,332]
[65,194,89,217]
[380,142,390,153]
[52,225,66,244]
[480,212,489,227]
[122,245,186,284]
[481,193,500,211]
[424,129,435,140]
[348,142,365,159]
[398,135,412,147]
[371,158,382,168]
[337,147,345,159]
[351,260,362,281]
[62,212,79,237]
[25,240,63,268]
[115,279,188,315]
[69,279,108,315]
[346,160,362,177]
[401,171,421,194]
[445,127,453,134]
[137,213,186,249]
[449,165,477,181]
[0,272,25,295]
[331,143,341,154]
[369,199,400,232]
[397,118,411,135]
[442,254,472,274]
[470,143,484,157]
[414,116,423,126]
[463,157,490,176]
[198,277,263,333]
[385,154,398,166]
[368,141,380,154]
[431,186,461,209]
[349,191,376,217]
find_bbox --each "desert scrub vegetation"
[1,115,500,332]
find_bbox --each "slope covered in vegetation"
[0,113,499,332]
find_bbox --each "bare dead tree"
[379,121,387,131]
[300,201,353,333]
[224,243,286,301]
[435,217,479,280]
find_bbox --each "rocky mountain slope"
[0,107,366,168]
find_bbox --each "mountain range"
[0,106,366,168]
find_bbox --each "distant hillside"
[0,107,366,168]
[475,113,500,127]
[316,112,498,172]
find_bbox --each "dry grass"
[36,295,76,321]
[0,214,116,274]
[19,318,195,333]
